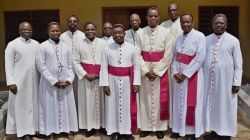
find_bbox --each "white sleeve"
[232,39,243,86]
[182,35,206,78]
[5,42,16,86]
[132,48,141,85]
[36,45,58,86]
[99,48,109,86]
[66,46,75,84]
[73,44,87,80]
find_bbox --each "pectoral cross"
[117,58,122,65]
[58,64,64,72]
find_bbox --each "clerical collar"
[116,41,124,46]
[214,31,226,39]
[132,28,139,32]
[150,25,158,32]
[49,38,60,44]
[70,29,76,34]
[171,17,179,22]
[86,37,95,44]
[20,36,31,42]
[183,28,194,37]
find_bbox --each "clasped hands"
[145,70,158,81]
[103,85,140,96]
[84,74,99,82]
[54,80,71,89]
[174,73,187,84]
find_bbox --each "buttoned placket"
[118,45,122,65]
[71,32,76,53]
[93,80,100,126]
[54,42,64,130]
[208,36,221,121]
[149,29,157,130]
[118,79,123,125]
[177,36,187,130]
[117,45,123,127]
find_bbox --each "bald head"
[19,22,32,40]
[130,13,141,30]
[168,2,179,21]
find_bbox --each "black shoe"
[22,135,32,140]
[111,133,120,140]
[85,129,97,137]
[170,133,180,138]
[185,134,196,140]
[99,127,107,135]
[203,131,219,140]
[220,136,231,140]
[140,131,150,137]
[126,135,134,140]
[155,131,164,139]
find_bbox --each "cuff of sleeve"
[182,71,192,78]
[133,81,141,86]
[141,69,150,77]
[6,81,15,86]
[49,78,58,86]
[233,81,241,87]
[66,78,74,84]
[100,83,109,86]
[155,71,164,77]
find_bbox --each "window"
[4,10,59,45]
[198,6,239,38]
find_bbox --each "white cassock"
[204,32,243,137]
[102,36,114,44]
[172,29,206,137]
[137,25,173,131]
[99,42,141,135]
[60,30,85,104]
[60,30,85,54]
[161,17,183,47]
[125,28,142,47]
[36,39,78,135]
[5,37,39,137]
[73,37,108,130]
[161,17,183,128]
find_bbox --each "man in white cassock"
[160,2,182,47]
[5,22,39,140]
[102,22,114,44]
[73,21,108,137]
[60,15,85,54]
[137,7,173,139]
[160,3,182,135]
[125,13,142,47]
[203,14,243,140]
[60,15,85,105]
[124,13,142,129]
[99,24,141,140]
[172,13,206,140]
[36,22,78,139]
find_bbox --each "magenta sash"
[141,51,169,120]
[176,53,198,126]
[81,63,100,75]
[108,65,137,133]
[141,51,165,62]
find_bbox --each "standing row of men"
[5,2,242,140]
